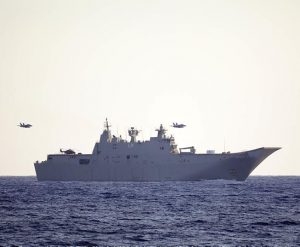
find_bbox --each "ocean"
[0,176,299,246]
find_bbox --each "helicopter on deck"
[60,149,76,155]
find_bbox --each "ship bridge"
[96,120,179,154]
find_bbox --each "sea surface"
[0,176,299,246]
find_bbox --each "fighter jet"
[171,122,186,128]
[60,148,76,155]
[18,123,32,128]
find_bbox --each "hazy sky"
[0,0,299,175]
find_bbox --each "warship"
[34,119,280,181]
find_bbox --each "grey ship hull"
[35,147,279,182]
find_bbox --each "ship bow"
[237,147,281,181]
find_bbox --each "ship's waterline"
[34,119,280,181]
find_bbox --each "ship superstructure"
[34,119,280,181]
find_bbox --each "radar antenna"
[128,127,139,143]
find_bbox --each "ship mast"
[105,118,111,131]
[100,118,112,143]
[156,124,167,139]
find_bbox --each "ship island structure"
[34,119,280,181]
